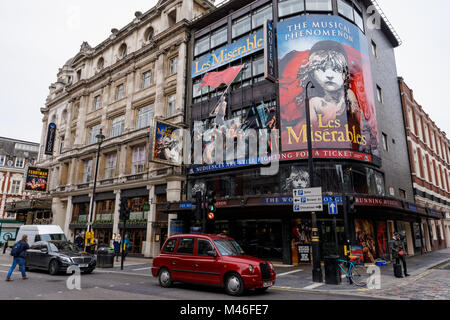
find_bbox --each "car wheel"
[224,273,245,296]
[48,260,59,275]
[158,268,173,288]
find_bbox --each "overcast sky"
[0,0,449,143]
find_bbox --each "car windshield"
[213,239,245,256]
[41,234,67,241]
[48,241,79,253]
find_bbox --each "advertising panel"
[25,167,48,192]
[277,15,378,159]
[192,30,264,78]
[152,120,183,166]
[354,219,376,263]
[44,123,56,155]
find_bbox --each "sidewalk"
[272,248,450,299]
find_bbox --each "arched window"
[119,43,127,58]
[144,27,154,42]
[97,57,104,70]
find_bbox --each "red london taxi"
[151,234,276,296]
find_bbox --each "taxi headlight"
[249,265,254,273]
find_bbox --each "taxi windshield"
[213,239,245,256]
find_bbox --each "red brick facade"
[399,78,449,250]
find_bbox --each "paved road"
[0,255,377,301]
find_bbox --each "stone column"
[176,41,187,118]
[125,70,136,132]
[64,196,73,240]
[113,189,121,235]
[154,52,166,118]
[64,101,73,151]
[144,185,156,257]
[167,180,182,237]
[74,95,88,147]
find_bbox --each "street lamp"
[85,129,105,253]
[304,81,323,283]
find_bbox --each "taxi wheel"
[224,273,245,296]
[158,268,173,288]
[48,260,59,275]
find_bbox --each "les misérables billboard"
[277,15,378,162]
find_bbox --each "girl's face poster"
[277,15,379,159]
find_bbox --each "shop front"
[93,192,115,247]
[69,195,90,240]
[119,187,149,256]
[5,200,52,226]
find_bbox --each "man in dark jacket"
[6,235,30,281]
[74,233,84,250]
[392,232,410,277]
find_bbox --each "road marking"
[277,269,303,276]
[94,270,154,277]
[303,283,324,290]
[132,267,152,271]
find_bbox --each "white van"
[15,225,67,246]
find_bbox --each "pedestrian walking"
[74,233,84,250]
[113,234,121,262]
[6,235,30,281]
[121,234,130,261]
[391,232,410,278]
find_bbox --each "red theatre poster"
[354,219,377,263]
[277,15,378,159]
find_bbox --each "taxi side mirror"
[207,250,217,257]
[41,247,48,253]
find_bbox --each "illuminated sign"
[192,30,264,78]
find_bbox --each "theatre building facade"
[182,0,422,265]
[36,0,213,257]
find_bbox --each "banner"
[152,120,183,166]
[44,123,56,155]
[194,100,277,166]
[25,167,48,192]
[192,30,264,78]
[277,15,378,159]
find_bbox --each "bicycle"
[337,256,369,287]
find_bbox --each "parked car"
[151,234,276,296]
[16,225,66,246]
[25,240,96,275]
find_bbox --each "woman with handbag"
[392,232,410,278]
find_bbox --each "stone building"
[37,0,214,257]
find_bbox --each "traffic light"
[119,197,130,221]
[348,196,356,213]
[195,191,202,221]
[206,190,216,216]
